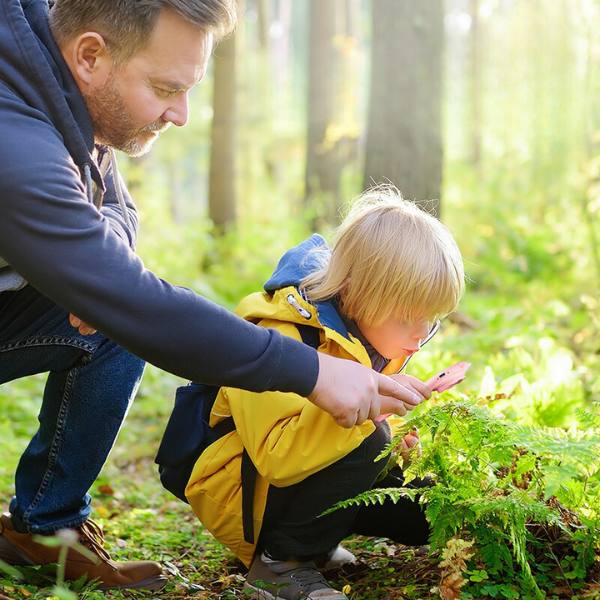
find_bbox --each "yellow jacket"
[186,237,405,566]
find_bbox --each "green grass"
[0,366,442,600]
[2,304,599,600]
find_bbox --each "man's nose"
[163,92,189,127]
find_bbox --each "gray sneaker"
[244,553,349,600]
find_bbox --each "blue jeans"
[0,285,145,534]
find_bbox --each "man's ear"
[66,32,114,90]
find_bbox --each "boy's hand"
[401,426,421,453]
[400,426,421,463]
[308,354,429,428]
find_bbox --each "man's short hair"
[49,0,237,64]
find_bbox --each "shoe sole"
[244,581,347,600]
[0,535,35,566]
[1,535,167,592]
[100,574,168,592]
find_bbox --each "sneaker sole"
[244,581,348,600]
[100,574,168,592]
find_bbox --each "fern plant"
[328,397,600,599]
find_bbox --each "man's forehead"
[131,15,213,84]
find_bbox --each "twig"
[545,542,574,597]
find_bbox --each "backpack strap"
[296,322,321,349]
[241,449,257,543]
[240,323,321,544]
[211,416,236,439]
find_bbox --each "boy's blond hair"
[301,186,465,327]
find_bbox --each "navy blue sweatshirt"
[0,0,318,395]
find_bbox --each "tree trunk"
[256,0,272,50]
[209,32,237,231]
[305,0,359,227]
[469,0,482,168]
[364,0,444,214]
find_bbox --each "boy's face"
[356,316,431,360]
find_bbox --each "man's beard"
[84,71,170,157]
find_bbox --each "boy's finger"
[404,433,420,448]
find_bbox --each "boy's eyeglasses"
[396,319,441,374]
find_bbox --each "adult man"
[0,0,426,592]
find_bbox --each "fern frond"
[576,406,600,430]
[478,538,513,572]
[513,425,600,481]
[467,493,561,528]
[335,396,599,599]
[319,486,420,517]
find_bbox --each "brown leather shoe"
[0,513,167,591]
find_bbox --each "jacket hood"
[0,0,100,185]
[264,234,329,292]
[263,234,350,339]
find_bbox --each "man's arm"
[0,105,317,396]
[67,322,427,429]
[0,103,419,427]
[68,316,430,428]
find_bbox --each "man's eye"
[156,88,177,98]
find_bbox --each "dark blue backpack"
[155,382,233,503]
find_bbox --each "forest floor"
[0,453,441,600]
[0,369,442,600]
[1,368,599,600]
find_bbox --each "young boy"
[185,186,465,600]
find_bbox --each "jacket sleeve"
[0,94,318,396]
[220,318,375,487]
[224,386,375,487]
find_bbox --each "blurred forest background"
[126,0,600,355]
[119,0,600,416]
[3,0,600,598]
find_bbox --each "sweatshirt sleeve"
[0,93,319,397]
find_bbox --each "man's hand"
[389,373,432,405]
[307,353,430,428]
[69,314,97,336]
